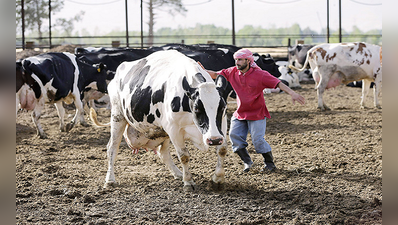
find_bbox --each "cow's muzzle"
[207,137,224,146]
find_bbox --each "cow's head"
[278,66,301,89]
[93,63,109,93]
[182,75,227,146]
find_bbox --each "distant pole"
[125,0,129,47]
[339,0,342,43]
[49,0,52,48]
[141,0,144,48]
[21,0,25,50]
[231,0,235,45]
[326,0,329,43]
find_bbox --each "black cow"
[253,53,281,77]
[18,52,110,138]
[153,44,238,98]
[75,47,155,72]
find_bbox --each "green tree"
[16,0,84,42]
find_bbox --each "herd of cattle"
[16,42,383,138]
[16,42,382,190]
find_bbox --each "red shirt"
[218,66,280,120]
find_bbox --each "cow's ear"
[191,72,206,87]
[194,73,206,83]
[215,75,228,94]
[182,76,196,99]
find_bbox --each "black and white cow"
[90,50,229,191]
[19,52,109,138]
[17,60,35,113]
[288,44,315,68]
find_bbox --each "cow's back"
[309,42,381,69]
[110,50,212,132]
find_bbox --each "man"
[200,49,305,172]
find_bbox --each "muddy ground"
[16,81,382,224]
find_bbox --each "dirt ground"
[16,81,382,224]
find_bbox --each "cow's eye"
[194,106,200,113]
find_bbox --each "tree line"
[18,23,382,48]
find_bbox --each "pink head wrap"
[233,48,259,69]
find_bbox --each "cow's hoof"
[65,122,75,132]
[173,174,183,180]
[317,106,330,111]
[103,182,116,189]
[211,174,225,184]
[80,121,90,127]
[38,133,47,139]
[209,180,224,191]
[183,184,196,192]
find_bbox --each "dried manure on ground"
[16,82,382,224]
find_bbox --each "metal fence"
[16,33,382,59]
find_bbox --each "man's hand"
[197,61,205,70]
[277,81,305,105]
[197,61,218,79]
[291,92,305,105]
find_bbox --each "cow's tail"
[288,52,311,72]
[89,108,111,127]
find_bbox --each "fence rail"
[16,33,382,50]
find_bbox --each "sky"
[52,0,382,35]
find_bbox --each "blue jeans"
[229,116,272,154]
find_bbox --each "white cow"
[289,42,382,110]
[90,50,229,191]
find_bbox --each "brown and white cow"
[289,42,382,110]
[90,50,229,191]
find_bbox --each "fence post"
[26,41,34,49]
[112,41,120,48]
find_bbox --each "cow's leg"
[157,139,183,180]
[82,99,91,117]
[360,79,372,109]
[16,93,20,115]
[212,143,227,184]
[31,98,46,139]
[89,99,98,111]
[315,67,336,111]
[54,102,66,132]
[66,99,88,132]
[373,75,382,109]
[170,136,196,191]
[316,85,329,111]
[75,99,89,127]
[104,115,128,188]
